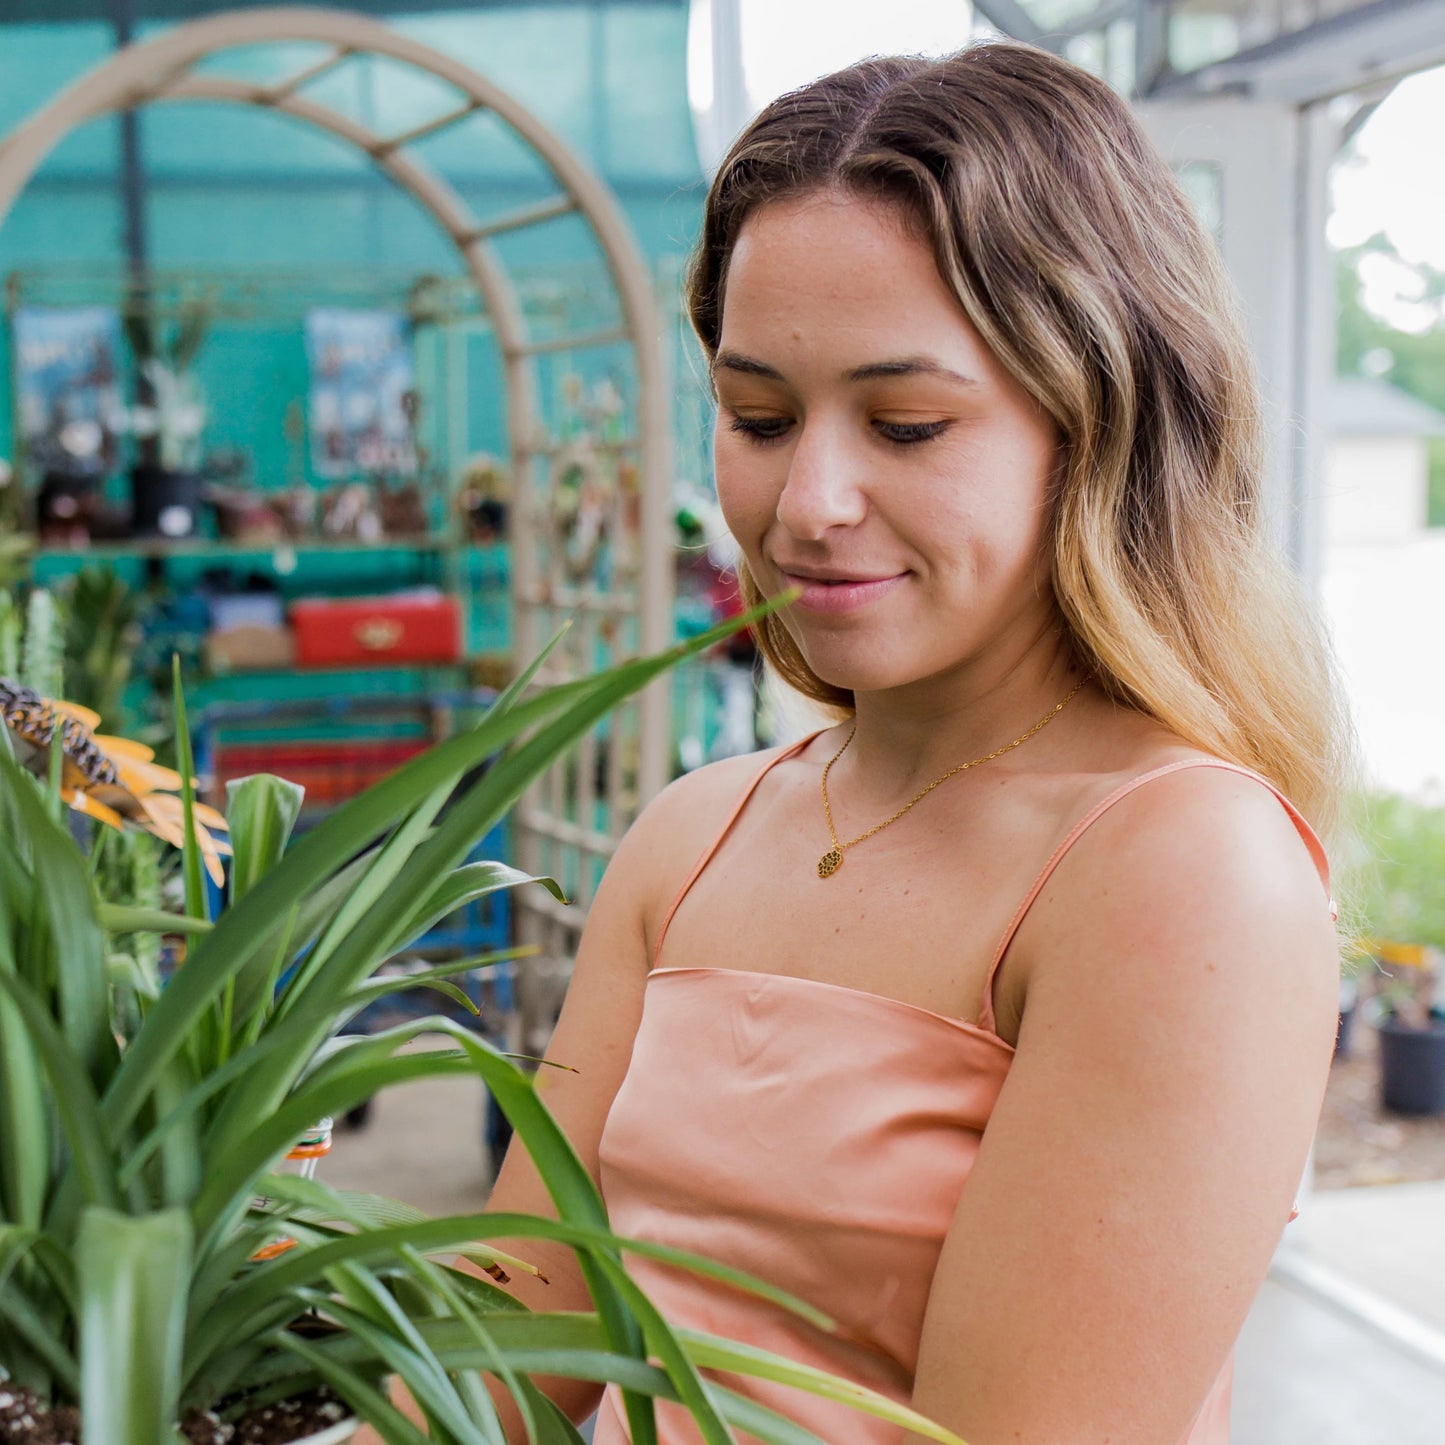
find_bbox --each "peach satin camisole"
[593,738,1334,1444]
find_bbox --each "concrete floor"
[324,1063,1445,1443]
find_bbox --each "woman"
[486,41,1351,1445]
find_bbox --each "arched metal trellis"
[0,5,676,1049]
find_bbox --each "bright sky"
[686,0,973,122]
[736,0,973,102]
[1328,66,1445,331]
[1328,69,1445,265]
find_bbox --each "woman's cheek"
[714,456,774,549]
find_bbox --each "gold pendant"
[817,847,843,879]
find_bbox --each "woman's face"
[713,191,1063,698]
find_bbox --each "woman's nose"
[774,424,868,540]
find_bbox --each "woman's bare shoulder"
[1028,757,1335,998]
[611,739,824,949]
[992,710,1335,1039]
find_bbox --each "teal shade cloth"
[0,3,706,480]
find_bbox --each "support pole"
[109,0,148,282]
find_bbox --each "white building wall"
[1322,532,1445,798]
[1325,436,1428,546]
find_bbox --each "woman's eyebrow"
[845,357,982,387]
[712,349,980,388]
[713,350,782,379]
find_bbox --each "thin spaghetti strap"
[651,732,824,970]
[976,757,1336,1035]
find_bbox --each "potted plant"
[1370,943,1445,1115]
[0,623,964,1445]
[1353,792,1445,1115]
[121,284,210,539]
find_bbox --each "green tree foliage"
[1350,791,1445,953]
[1335,232,1445,524]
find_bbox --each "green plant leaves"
[107,606,759,1141]
[0,968,120,1212]
[171,655,210,926]
[0,599,936,1445]
[77,1207,193,1445]
[98,904,213,938]
[0,744,115,1085]
[225,773,305,906]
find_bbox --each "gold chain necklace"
[816,679,1087,879]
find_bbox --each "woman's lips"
[779,570,907,614]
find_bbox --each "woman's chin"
[795,648,917,697]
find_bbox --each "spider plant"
[0,612,966,1445]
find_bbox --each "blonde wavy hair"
[687,41,1355,843]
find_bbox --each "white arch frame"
[0,5,676,1038]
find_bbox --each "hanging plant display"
[548,437,615,583]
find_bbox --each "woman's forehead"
[720,196,990,378]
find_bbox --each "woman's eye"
[728,415,792,444]
[876,420,950,445]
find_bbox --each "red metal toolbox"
[290,593,462,668]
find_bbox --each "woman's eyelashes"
[725,414,952,446]
[727,415,791,444]
[877,420,952,445]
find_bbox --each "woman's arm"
[909,766,1339,1445]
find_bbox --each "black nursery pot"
[130,462,201,538]
[1377,1010,1445,1116]
[1335,1001,1357,1059]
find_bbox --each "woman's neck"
[835,643,1089,803]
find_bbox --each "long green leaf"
[150,1056,203,1209]
[396,1242,521,1445]
[511,1375,588,1445]
[246,1172,429,1236]
[678,1331,969,1444]
[0,746,115,1084]
[244,1313,669,1436]
[389,863,565,954]
[0,1273,79,1395]
[705,1384,829,1445]
[171,654,209,925]
[117,1021,299,1193]
[314,1023,653,1441]
[297,1288,499,1445]
[109,604,769,1141]
[0,1225,77,1313]
[0,833,49,1231]
[98,903,213,937]
[234,856,373,1037]
[270,1332,430,1445]
[0,988,49,1229]
[584,1249,727,1445]
[225,773,304,905]
[362,1315,961,1445]
[77,1206,193,1445]
[288,667,673,1018]
[291,1020,464,1096]
[191,1051,479,1241]
[274,781,454,1023]
[0,970,121,1211]
[103,668,609,1134]
[222,649,715,1225]
[335,948,537,1021]
[188,1209,831,1393]
[263,1313,861,1445]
